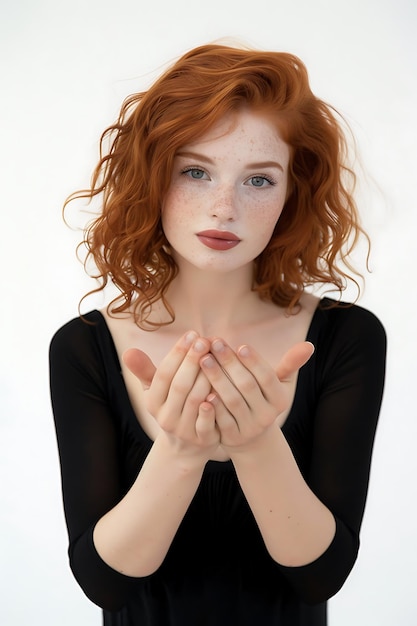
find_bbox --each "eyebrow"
[176,151,284,172]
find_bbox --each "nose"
[210,185,238,222]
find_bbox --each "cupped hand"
[199,339,314,450]
[123,332,221,459]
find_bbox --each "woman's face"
[161,109,290,276]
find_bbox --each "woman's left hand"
[200,339,314,451]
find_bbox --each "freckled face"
[161,109,290,275]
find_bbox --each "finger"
[157,367,207,433]
[195,401,219,445]
[235,341,314,414]
[123,330,199,391]
[236,341,314,385]
[274,341,315,382]
[207,393,239,434]
[178,369,212,424]
[209,338,254,390]
[159,338,211,420]
[209,338,265,401]
[123,348,156,390]
[200,348,257,417]
[146,331,201,406]
[166,338,211,399]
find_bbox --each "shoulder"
[50,310,103,345]
[315,298,386,343]
[49,310,108,365]
[49,311,116,396]
[310,298,387,379]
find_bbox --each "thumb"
[275,341,315,383]
[122,348,156,390]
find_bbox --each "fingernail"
[211,339,224,353]
[201,354,215,367]
[183,331,197,347]
[194,339,207,353]
[238,345,250,357]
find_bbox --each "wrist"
[154,431,211,473]
[226,422,284,463]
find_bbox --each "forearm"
[229,422,336,568]
[93,432,206,577]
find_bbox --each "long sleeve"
[277,301,387,603]
[49,313,145,610]
[49,302,386,622]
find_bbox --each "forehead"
[179,109,289,161]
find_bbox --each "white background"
[1,0,416,624]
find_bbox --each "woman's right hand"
[123,332,220,461]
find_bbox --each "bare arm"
[93,333,220,577]
[200,339,336,567]
[228,425,336,566]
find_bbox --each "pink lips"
[196,230,241,251]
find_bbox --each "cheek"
[161,189,187,232]
[248,202,285,251]
[161,188,205,247]
[162,187,201,222]
[248,199,284,231]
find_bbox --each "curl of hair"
[64,44,368,327]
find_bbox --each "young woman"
[50,44,386,625]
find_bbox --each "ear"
[275,342,315,383]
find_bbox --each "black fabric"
[49,298,386,625]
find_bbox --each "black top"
[49,299,386,625]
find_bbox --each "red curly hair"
[65,44,367,327]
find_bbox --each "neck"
[159,264,260,337]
